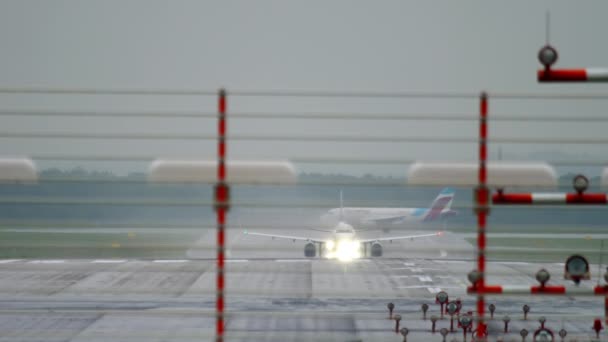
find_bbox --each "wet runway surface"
[0,232,606,341]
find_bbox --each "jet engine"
[304,242,316,257]
[370,242,383,257]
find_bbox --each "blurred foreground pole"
[476,92,489,339]
[216,88,228,342]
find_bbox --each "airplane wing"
[358,232,442,244]
[243,230,325,244]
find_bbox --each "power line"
[3,109,608,122]
[2,131,608,144]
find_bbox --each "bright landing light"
[326,239,361,262]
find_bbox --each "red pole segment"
[216,88,228,342]
[538,68,608,82]
[476,92,489,338]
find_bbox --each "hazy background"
[0,1,607,178]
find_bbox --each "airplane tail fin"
[339,190,344,221]
[423,188,455,221]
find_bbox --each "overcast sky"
[1,0,607,176]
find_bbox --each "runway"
[0,232,606,341]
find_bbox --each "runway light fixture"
[538,45,558,69]
[503,315,511,333]
[435,291,449,319]
[489,303,496,319]
[430,315,438,333]
[421,303,429,320]
[468,270,482,285]
[520,328,529,340]
[536,269,551,287]
[447,302,458,332]
[394,314,402,334]
[458,314,473,341]
[387,303,395,319]
[564,254,590,285]
[399,327,409,341]
[572,174,589,194]
[523,304,530,320]
[558,328,567,340]
[534,328,553,342]
[439,327,449,342]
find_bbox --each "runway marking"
[440,250,448,257]
[395,285,461,291]
[417,275,433,282]
[437,260,467,264]
[29,260,65,264]
[153,260,189,263]
[396,285,437,289]
[500,261,533,265]
[225,259,249,263]
[403,262,416,266]
[92,259,126,263]
[428,287,442,294]
[276,259,311,262]
[0,259,21,264]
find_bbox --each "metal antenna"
[545,11,551,45]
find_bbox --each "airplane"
[242,194,442,261]
[320,188,457,230]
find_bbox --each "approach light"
[325,240,335,251]
[573,174,589,194]
[564,254,590,285]
[538,45,558,69]
[536,268,551,286]
[468,270,482,285]
[435,291,449,305]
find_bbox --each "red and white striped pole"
[476,92,489,339]
[215,88,228,342]
[493,192,608,205]
[537,45,608,82]
[468,284,608,296]
[538,68,608,82]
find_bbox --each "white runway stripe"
[276,259,311,262]
[0,259,21,264]
[29,260,65,264]
[397,285,463,289]
[92,259,126,263]
[417,275,433,282]
[153,259,189,263]
[225,259,249,263]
